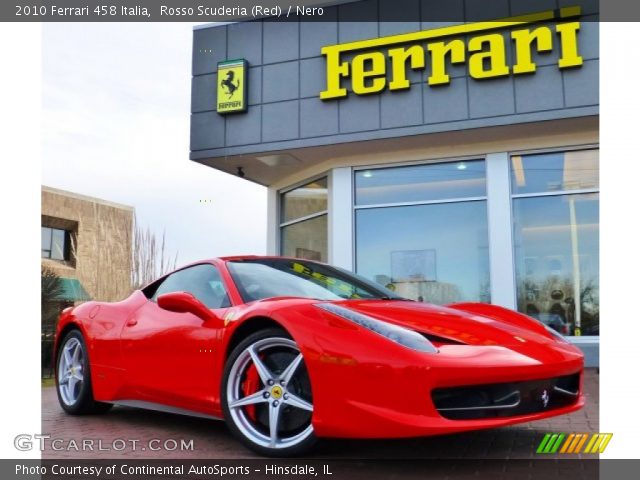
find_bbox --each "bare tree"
[131,214,179,290]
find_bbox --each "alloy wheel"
[226,337,313,450]
[57,337,85,406]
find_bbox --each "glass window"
[356,201,490,305]
[513,193,599,336]
[280,176,329,262]
[227,258,400,303]
[511,148,599,336]
[281,177,328,223]
[153,264,231,309]
[511,149,599,195]
[51,229,66,260]
[281,214,328,262]
[355,160,486,206]
[41,227,52,258]
[41,226,69,261]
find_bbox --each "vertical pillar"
[266,187,278,255]
[486,152,517,309]
[328,167,354,270]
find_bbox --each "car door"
[120,263,231,413]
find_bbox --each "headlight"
[543,324,569,343]
[315,303,438,353]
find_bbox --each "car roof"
[218,255,314,262]
[140,256,325,290]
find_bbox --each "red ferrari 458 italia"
[55,256,584,456]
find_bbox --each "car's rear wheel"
[55,329,112,415]
[222,328,316,456]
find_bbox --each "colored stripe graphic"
[587,433,613,454]
[584,434,597,453]
[543,434,559,453]
[537,433,612,454]
[550,434,565,453]
[574,434,589,453]
[537,433,551,453]
[560,434,575,453]
[568,433,584,453]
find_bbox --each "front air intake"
[432,373,580,420]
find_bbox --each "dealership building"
[190,0,599,364]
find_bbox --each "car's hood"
[331,300,553,347]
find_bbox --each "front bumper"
[309,342,585,439]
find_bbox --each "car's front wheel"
[222,328,316,456]
[55,329,112,415]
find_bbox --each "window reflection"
[41,226,70,261]
[513,193,599,336]
[280,177,329,262]
[281,214,328,262]
[281,178,328,223]
[511,149,599,194]
[41,227,52,258]
[153,264,231,309]
[356,160,486,206]
[356,201,490,305]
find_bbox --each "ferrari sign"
[217,59,247,114]
[320,6,583,100]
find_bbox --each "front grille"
[432,373,580,420]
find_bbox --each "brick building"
[41,186,134,304]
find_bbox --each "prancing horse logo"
[221,71,240,99]
[540,389,550,408]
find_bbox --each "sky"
[42,22,267,265]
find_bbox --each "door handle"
[126,319,138,327]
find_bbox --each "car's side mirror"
[157,291,222,325]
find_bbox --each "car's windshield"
[226,258,403,303]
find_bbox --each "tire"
[55,329,112,415]
[221,328,317,456]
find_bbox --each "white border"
[0,22,42,459]
[0,18,637,462]
[600,23,640,459]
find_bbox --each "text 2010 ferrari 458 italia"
[55,256,584,456]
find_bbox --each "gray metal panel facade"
[190,0,599,161]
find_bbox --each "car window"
[227,259,402,302]
[152,264,231,309]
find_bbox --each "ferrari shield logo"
[271,386,283,399]
[217,59,247,114]
[540,389,550,408]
